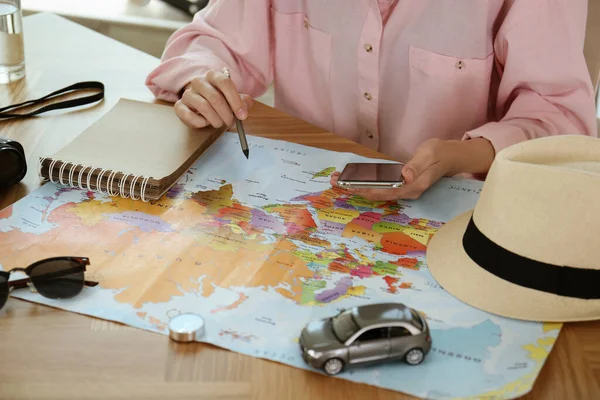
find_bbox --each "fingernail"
[237,108,247,119]
[404,168,415,182]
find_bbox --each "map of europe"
[0,132,560,399]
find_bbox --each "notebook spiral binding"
[38,157,153,202]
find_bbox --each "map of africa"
[0,132,560,399]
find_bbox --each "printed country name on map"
[447,185,482,194]
[281,175,307,185]
[421,314,444,324]
[205,232,245,245]
[110,214,170,225]
[320,209,358,223]
[348,292,371,301]
[254,349,297,363]
[318,291,345,303]
[282,159,300,166]
[508,362,529,370]
[195,193,229,204]
[248,193,269,201]
[233,140,265,149]
[207,178,228,185]
[373,222,405,232]
[347,227,378,240]
[266,204,309,218]
[147,201,185,211]
[429,348,483,363]
[381,239,424,252]
[273,146,307,156]
[20,217,40,229]
[344,197,376,209]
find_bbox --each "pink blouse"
[146,0,598,162]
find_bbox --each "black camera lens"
[0,141,27,188]
[0,149,20,180]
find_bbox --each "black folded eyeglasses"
[0,256,98,311]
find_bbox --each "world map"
[0,132,560,399]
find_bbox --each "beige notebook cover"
[38,98,226,201]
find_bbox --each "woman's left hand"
[330,138,495,201]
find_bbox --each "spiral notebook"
[38,98,226,201]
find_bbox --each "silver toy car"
[299,302,431,375]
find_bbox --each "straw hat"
[427,135,600,322]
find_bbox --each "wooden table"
[0,13,598,400]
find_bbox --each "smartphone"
[337,162,405,189]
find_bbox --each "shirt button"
[455,60,465,70]
[364,92,372,101]
[366,131,374,138]
[364,43,373,52]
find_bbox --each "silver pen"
[223,67,249,159]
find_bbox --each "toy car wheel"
[323,358,344,375]
[405,348,424,365]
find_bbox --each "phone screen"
[338,163,405,183]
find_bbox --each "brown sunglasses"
[0,256,98,311]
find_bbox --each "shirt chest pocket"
[402,46,495,140]
[271,8,333,131]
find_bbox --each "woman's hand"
[330,138,495,201]
[174,68,254,129]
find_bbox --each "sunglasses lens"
[0,275,8,310]
[29,259,85,299]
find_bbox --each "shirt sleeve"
[145,0,273,103]
[463,0,598,153]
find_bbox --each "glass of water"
[0,0,24,84]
